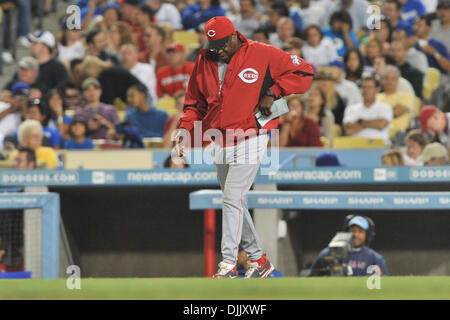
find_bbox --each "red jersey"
[178,31,314,146]
[156,62,195,97]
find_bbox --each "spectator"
[74,77,119,140]
[0,83,28,142]
[279,94,323,147]
[12,147,36,169]
[62,82,84,112]
[125,84,168,138]
[283,37,303,58]
[148,0,183,30]
[80,0,113,30]
[86,29,121,66]
[314,71,347,128]
[364,38,383,72]
[327,60,363,107]
[403,129,426,165]
[69,58,84,88]
[417,142,449,165]
[182,0,226,30]
[325,0,371,32]
[24,98,64,148]
[28,30,70,95]
[430,1,450,52]
[119,0,140,35]
[377,65,415,138]
[373,54,416,97]
[45,89,72,141]
[3,57,46,95]
[106,21,137,56]
[156,43,195,98]
[252,27,270,44]
[315,152,345,167]
[78,55,144,106]
[134,4,155,53]
[401,0,426,24]
[391,41,424,98]
[64,117,94,150]
[382,149,405,166]
[162,90,186,149]
[57,16,86,65]
[294,0,328,29]
[262,1,293,36]
[309,215,389,276]
[418,105,450,148]
[383,0,414,37]
[113,120,144,149]
[322,9,359,58]
[269,17,302,49]
[187,23,208,62]
[344,48,364,84]
[302,25,339,70]
[229,0,261,39]
[392,29,429,75]
[343,77,393,145]
[8,119,59,169]
[139,24,169,71]
[413,14,450,74]
[362,18,393,56]
[305,86,335,143]
[120,43,158,106]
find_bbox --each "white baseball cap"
[28,30,55,48]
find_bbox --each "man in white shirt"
[229,0,260,39]
[325,0,371,32]
[120,43,158,106]
[392,29,429,75]
[294,0,328,28]
[147,0,183,30]
[343,77,393,145]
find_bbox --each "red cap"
[204,16,235,49]
[167,42,185,53]
[418,105,437,133]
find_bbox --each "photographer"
[308,215,389,276]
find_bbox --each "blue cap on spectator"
[11,82,31,96]
[327,60,346,71]
[315,153,344,167]
[348,216,369,230]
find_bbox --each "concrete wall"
[52,185,450,277]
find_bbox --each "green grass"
[0,277,449,300]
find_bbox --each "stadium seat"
[414,96,422,116]
[64,150,153,169]
[143,137,163,149]
[157,96,177,116]
[173,30,199,52]
[422,68,440,100]
[118,110,126,121]
[332,136,386,149]
[333,124,342,138]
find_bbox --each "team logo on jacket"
[290,55,301,66]
[238,68,259,84]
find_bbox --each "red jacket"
[178,31,314,146]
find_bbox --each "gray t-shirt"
[430,20,450,53]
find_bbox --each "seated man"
[343,77,393,145]
[125,84,168,138]
[417,142,449,166]
[12,147,36,169]
[377,65,414,138]
[74,78,119,140]
[309,215,389,277]
[418,105,450,148]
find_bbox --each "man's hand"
[257,95,275,117]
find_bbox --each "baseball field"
[0,277,448,300]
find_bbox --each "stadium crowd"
[0,0,449,169]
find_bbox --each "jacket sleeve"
[177,59,208,132]
[268,48,315,98]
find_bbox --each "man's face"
[414,19,429,38]
[27,105,44,124]
[391,42,406,64]
[18,68,38,84]
[215,32,240,63]
[92,32,107,53]
[83,85,102,104]
[384,2,400,21]
[437,7,450,24]
[167,50,185,68]
[120,3,137,23]
[13,152,34,169]
[278,20,295,41]
[362,79,378,103]
[382,70,399,91]
[148,27,162,48]
[240,0,254,16]
[121,45,138,68]
[373,56,386,75]
[350,225,366,248]
[127,88,144,108]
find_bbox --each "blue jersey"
[125,107,168,138]
[322,27,359,57]
[416,38,450,74]
[401,0,426,24]
[310,246,389,276]
[64,138,94,150]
